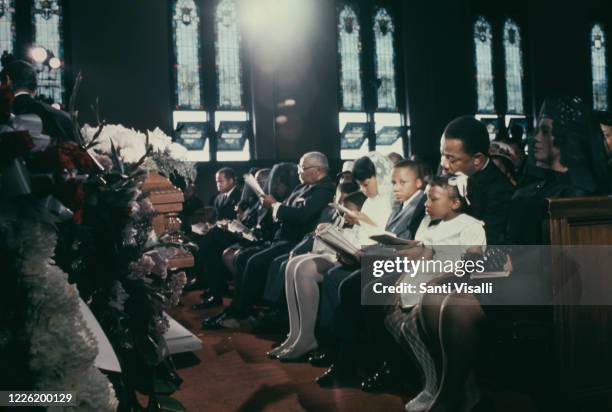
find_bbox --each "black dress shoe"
[309,350,332,367]
[316,364,360,388]
[361,362,396,392]
[201,312,226,330]
[191,295,222,310]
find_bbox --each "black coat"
[466,161,515,245]
[212,186,241,222]
[13,94,78,144]
[275,175,336,242]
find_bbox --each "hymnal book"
[328,203,377,227]
[369,232,422,248]
[244,173,266,198]
[315,225,360,257]
[227,220,258,242]
[191,222,213,235]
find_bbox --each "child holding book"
[384,173,486,412]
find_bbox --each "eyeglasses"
[298,165,318,172]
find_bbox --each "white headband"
[447,172,470,205]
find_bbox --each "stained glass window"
[32,0,63,104]
[215,0,242,110]
[373,8,396,111]
[474,16,495,113]
[172,0,203,109]
[0,0,15,56]
[591,23,608,111]
[503,19,524,114]
[338,5,363,111]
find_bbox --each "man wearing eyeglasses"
[205,152,336,329]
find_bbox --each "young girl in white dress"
[384,173,486,412]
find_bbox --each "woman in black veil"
[509,96,610,244]
[398,97,610,412]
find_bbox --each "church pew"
[545,196,612,405]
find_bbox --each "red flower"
[57,179,86,224]
[34,143,96,174]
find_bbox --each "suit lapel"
[386,191,424,233]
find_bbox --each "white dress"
[400,213,486,307]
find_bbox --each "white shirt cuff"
[272,202,282,221]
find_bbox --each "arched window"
[215,0,242,110]
[338,5,363,111]
[373,7,396,111]
[503,18,524,114]
[0,0,15,55]
[172,0,203,110]
[591,23,608,111]
[32,0,63,104]
[474,16,495,113]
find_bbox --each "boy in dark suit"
[211,167,241,221]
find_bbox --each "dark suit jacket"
[13,94,78,143]
[212,186,241,222]
[385,190,426,240]
[275,175,336,242]
[466,161,515,245]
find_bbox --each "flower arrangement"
[0,79,192,411]
[0,163,117,411]
[81,123,197,187]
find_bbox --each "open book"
[369,232,422,248]
[244,173,266,198]
[315,225,360,257]
[328,203,377,226]
[227,220,258,242]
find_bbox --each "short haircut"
[342,190,367,210]
[0,59,37,92]
[394,159,429,181]
[303,151,329,171]
[352,156,376,182]
[337,181,360,195]
[443,115,490,156]
[217,167,236,181]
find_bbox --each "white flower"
[144,229,159,249]
[166,142,189,160]
[109,281,129,312]
[139,198,155,215]
[15,220,117,410]
[81,123,191,164]
[147,127,173,152]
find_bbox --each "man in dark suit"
[211,167,241,221]
[0,59,78,144]
[190,167,242,307]
[440,116,515,245]
[203,152,336,329]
